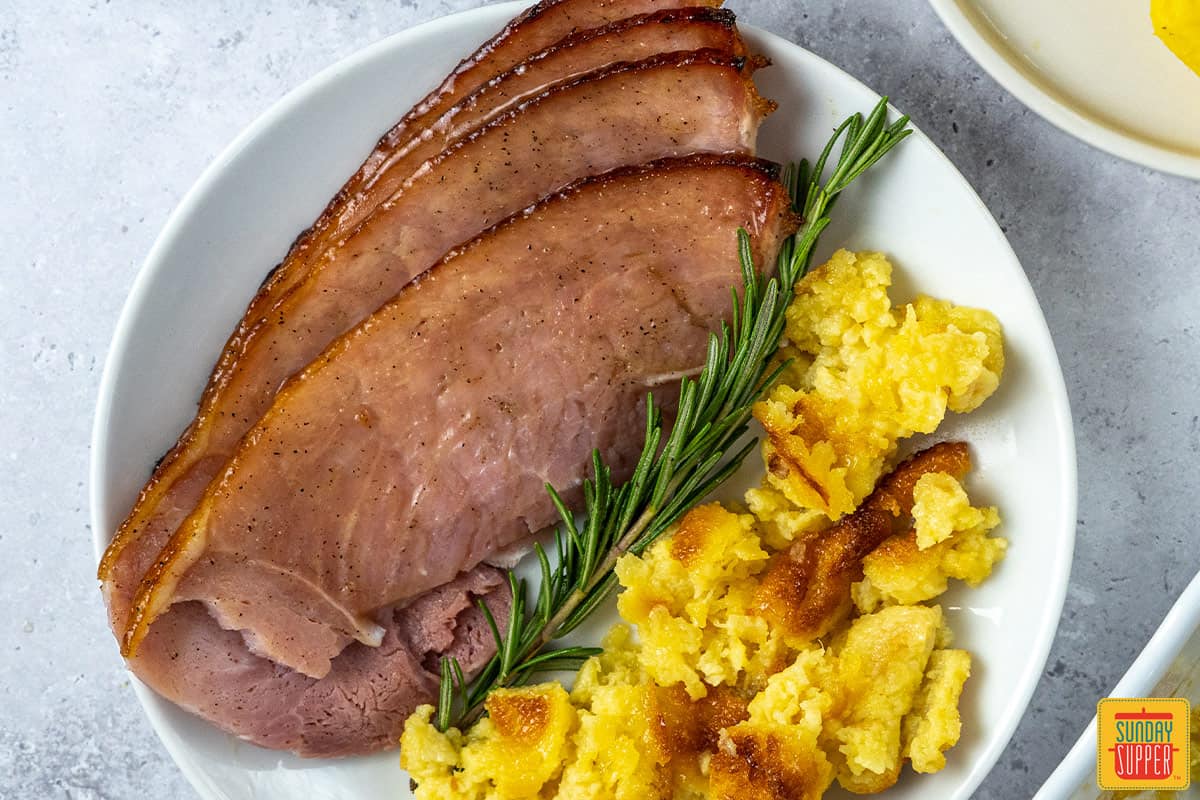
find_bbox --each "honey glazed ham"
[101,47,768,638]
[98,7,743,612]
[99,0,798,756]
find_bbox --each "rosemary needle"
[435,97,912,733]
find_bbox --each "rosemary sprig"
[434,98,912,733]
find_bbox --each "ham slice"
[237,0,726,347]
[291,0,724,297]
[123,154,800,677]
[131,567,512,756]
[101,48,769,635]
[320,7,744,269]
[98,1,730,623]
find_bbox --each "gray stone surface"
[1,1,1197,798]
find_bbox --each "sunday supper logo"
[1097,698,1190,791]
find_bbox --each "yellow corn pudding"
[401,250,1007,798]
[756,249,1002,520]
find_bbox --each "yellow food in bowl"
[1152,0,1200,77]
[401,251,1006,798]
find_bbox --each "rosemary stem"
[528,503,657,654]
[433,97,912,733]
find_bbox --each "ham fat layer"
[124,155,800,677]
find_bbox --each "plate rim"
[89,3,1079,797]
[928,0,1200,180]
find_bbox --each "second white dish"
[930,0,1200,179]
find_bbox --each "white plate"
[89,4,1078,798]
[929,0,1200,179]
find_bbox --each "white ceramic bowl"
[929,0,1200,180]
[1035,570,1200,799]
[90,4,1078,798]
